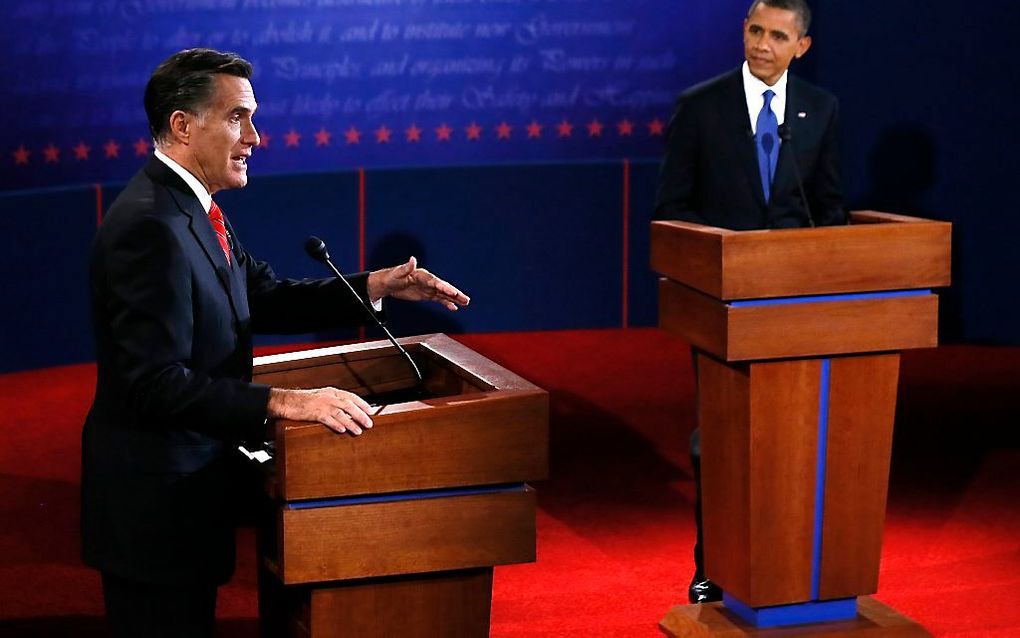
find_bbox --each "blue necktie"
[756,89,779,203]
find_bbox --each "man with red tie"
[654,0,845,604]
[81,48,470,637]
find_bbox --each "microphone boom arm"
[778,124,816,228]
[305,236,424,388]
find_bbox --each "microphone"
[778,123,816,228]
[304,236,424,387]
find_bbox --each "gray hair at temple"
[144,48,253,145]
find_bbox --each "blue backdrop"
[1,0,744,191]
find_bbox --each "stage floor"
[0,329,1017,637]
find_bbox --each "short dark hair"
[747,0,812,36]
[144,48,253,144]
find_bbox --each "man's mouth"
[232,154,249,168]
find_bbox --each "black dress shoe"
[688,576,723,604]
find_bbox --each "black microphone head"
[778,123,792,141]
[304,236,329,263]
[761,132,775,154]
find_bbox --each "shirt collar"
[742,61,789,131]
[153,147,213,214]
[742,60,789,98]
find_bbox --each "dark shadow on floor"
[0,617,257,638]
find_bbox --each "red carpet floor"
[1,329,1018,636]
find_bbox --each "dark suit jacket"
[81,157,374,585]
[655,67,845,229]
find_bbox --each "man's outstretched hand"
[267,258,467,436]
[367,256,470,311]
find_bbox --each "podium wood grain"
[297,569,493,638]
[819,355,899,599]
[654,212,947,634]
[275,489,536,584]
[252,334,548,637]
[659,279,938,361]
[271,391,547,500]
[651,211,950,300]
[698,353,903,606]
[254,334,549,501]
[700,356,821,606]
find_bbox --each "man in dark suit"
[656,0,843,230]
[81,48,470,637]
[654,0,845,603]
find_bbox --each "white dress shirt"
[742,61,788,134]
[153,147,213,214]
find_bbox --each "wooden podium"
[252,333,548,637]
[651,212,950,636]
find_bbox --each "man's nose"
[244,123,260,147]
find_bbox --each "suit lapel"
[222,216,251,325]
[774,77,803,199]
[722,71,767,208]
[146,157,244,326]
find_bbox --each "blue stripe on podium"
[286,483,528,510]
[723,358,854,628]
[812,359,832,600]
[727,289,930,308]
[723,594,858,628]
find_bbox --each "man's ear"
[167,110,192,145]
[795,35,813,59]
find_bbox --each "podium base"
[660,597,932,637]
[260,567,493,638]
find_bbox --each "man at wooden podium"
[654,0,846,604]
[81,48,469,638]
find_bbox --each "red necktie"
[207,201,231,265]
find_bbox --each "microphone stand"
[778,123,816,228]
[305,237,424,390]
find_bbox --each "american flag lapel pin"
[797,112,807,119]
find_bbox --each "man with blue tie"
[654,0,846,603]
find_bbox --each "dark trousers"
[102,572,218,638]
[691,430,706,577]
[690,349,706,577]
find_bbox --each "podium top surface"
[253,333,549,501]
[253,332,541,397]
[651,211,951,301]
